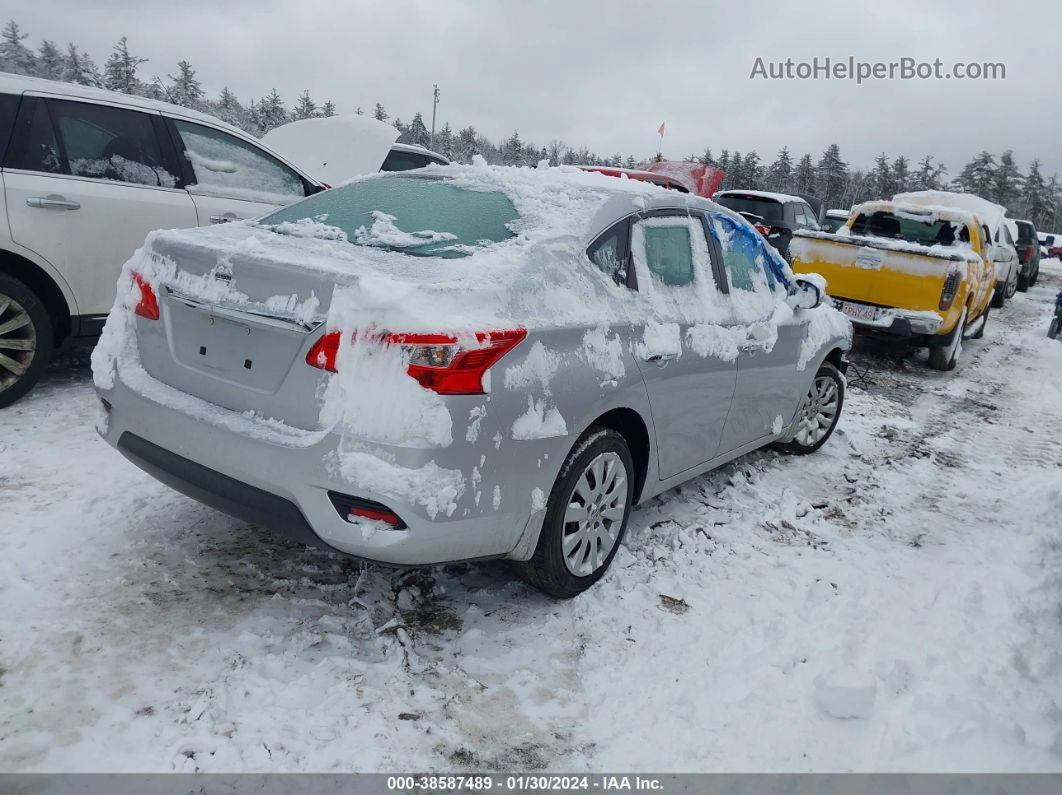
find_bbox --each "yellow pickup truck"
[789,201,996,370]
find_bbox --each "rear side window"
[6,98,62,173]
[50,100,175,187]
[381,149,431,172]
[587,218,631,286]
[173,120,305,204]
[0,93,20,163]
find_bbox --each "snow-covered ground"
[2,262,1061,773]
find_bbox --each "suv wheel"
[773,361,844,455]
[517,428,634,598]
[0,274,53,408]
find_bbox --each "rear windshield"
[850,211,970,246]
[714,196,784,222]
[821,216,848,233]
[260,176,518,258]
[1014,222,1035,243]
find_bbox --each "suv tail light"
[306,328,527,395]
[939,271,961,310]
[754,223,771,237]
[131,271,160,320]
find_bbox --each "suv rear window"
[1014,221,1035,244]
[714,195,784,222]
[850,211,971,246]
[260,176,518,258]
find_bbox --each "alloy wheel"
[794,375,840,447]
[561,451,628,576]
[0,293,37,394]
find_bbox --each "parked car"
[1012,218,1041,291]
[0,74,323,407]
[820,209,850,234]
[93,166,851,598]
[637,160,726,198]
[713,190,822,261]
[578,165,690,193]
[894,191,1019,308]
[262,116,449,187]
[1040,232,1062,260]
[790,200,995,371]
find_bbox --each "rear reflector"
[132,271,159,320]
[306,328,527,395]
[327,492,406,528]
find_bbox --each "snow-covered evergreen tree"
[254,88,288,133]
[166,60,204,108]
[793,154,815,195]
[320,100,336,117]
[103,37,147,95]
[291,90,317,120]
[372,103,388,122]
[767,146,793,192]
[1021,160,1052,228]
[406,112,430,147]
[912,155,946,191]
[891,155,910,195]
[501,130,523,166]
[35,39,63,79]
[953,151,996,197]
[992,150,1022,211]
[0,20,36,75]
[815,144,848,206]
[61,43,102,86]
[436,122,454,158]
[868,153,893,199]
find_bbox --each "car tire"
[773,361,844,456]
[1017,271,1030,292]
[1049,316,1060,340]
[1030,264,1039,287]
[516,427,634,598]
[928,307,967,371]
[970,306,989,340]
[0,273,53,409]
[990,282,1006,309]
[1005,267,1018,299]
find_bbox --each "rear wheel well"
[824,347,845,370]
[590,407,650,502]
[0,250,71,346]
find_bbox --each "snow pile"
[70,155,177,188]
[814,666,878,719]
[581,327,626,382]
[352,211,458,250]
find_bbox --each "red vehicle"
[579,161,726,199]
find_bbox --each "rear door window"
[0,92,21,163]
[587,217,631,286]
[47,99,175,187]
[4,97,62,173]
[639,217,696,287]
[173,119,306,204]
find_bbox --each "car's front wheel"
[517,428,634,598]
[773,361,845,455]
[0,274,53,409]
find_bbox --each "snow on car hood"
[262,115,400,184]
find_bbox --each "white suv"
[0,74,322,406]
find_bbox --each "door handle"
[210,214,240,224]
[644,352,678,365]
[26,197,80,210]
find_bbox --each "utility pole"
[430,84,440,150]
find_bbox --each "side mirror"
[786,277,823,310]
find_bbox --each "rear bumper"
[832,299,943,338]
[97,373,539,566]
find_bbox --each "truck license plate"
[841,302,877,321]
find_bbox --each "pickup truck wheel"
[773,362,844,456]
[516,428,634,598]
[970,306,989,340]
[0,274,53,409]
[928,307,967,371]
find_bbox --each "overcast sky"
[8,0,1062,176]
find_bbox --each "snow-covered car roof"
[715,189,809,204]
[826,208,850,218]
[262,115,402,186]
[894,190,1007,232]
[0,73,252,140]
[389,142,450,163]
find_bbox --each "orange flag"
[657,122,666,136]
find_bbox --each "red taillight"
[754,223,771,237]
[306,328,527,395]
[347,503,402,526]
[939,271,961,310]
[305,331,341,372]
[1025,244,1034,263]
[131,271,159,320]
